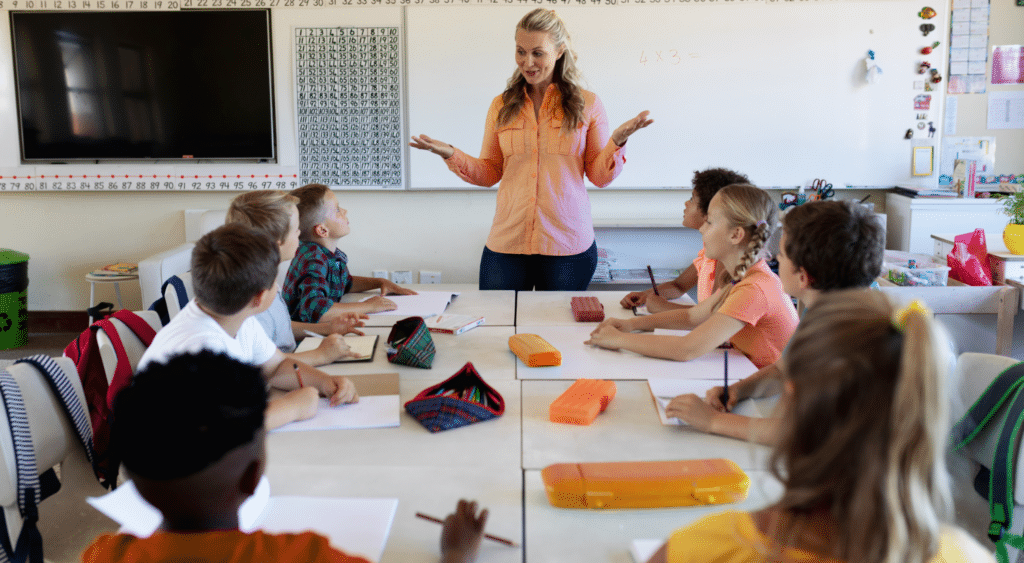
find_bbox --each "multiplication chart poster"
[295,27,403,189]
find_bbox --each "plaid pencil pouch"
[404,362,504,432]
[386,316,436,369]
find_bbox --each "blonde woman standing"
[411,9,652,290]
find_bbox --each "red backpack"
[63,310,156,488]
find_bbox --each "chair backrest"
[0,357,105,551]
[95,310,162,386]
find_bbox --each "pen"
[303,329,321,338]
[646,265,660,296]
[293,362,304,389]
[414,512,518,547]
[720,350,729,411]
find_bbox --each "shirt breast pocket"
[496,117,527,156]
[547,118,582,156]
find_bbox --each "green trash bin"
[0,249,29,350]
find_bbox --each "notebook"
[425,314,485,335]
[295,334,378,362]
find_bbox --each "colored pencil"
[414,512,518,547]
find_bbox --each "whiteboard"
[407,2,947,189]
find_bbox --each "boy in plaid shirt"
[284,184,416,323]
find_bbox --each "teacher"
[410,8,652,291]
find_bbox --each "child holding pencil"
[643,291,993,563]
[586,184,797,369]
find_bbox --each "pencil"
[414,512,518,547]
[293,362,304,388]
[646,265,660,296]
[720,349,729,411]
[303,329,321,338]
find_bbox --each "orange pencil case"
[549,379,616,425]
[508,333,561,367]
[541,458,749,509]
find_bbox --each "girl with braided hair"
[586,184,798,369]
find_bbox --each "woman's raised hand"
[611,110,654,146]
[410,134,455,159]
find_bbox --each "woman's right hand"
[410,134,455,159]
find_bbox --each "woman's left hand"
[611,110,653,146]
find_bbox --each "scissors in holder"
[810,178,834,200]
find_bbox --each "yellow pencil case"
[508,333,561,367]
[541,458,749,509]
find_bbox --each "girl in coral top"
[586,184,798,369]
[643,292,994,563]
[410,8,652,291]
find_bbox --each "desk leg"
[114,282,124,310]
[88,280,96,325]
[996,286,1020,357]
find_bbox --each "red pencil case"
[571,296,605,322]
[404,362,504,432]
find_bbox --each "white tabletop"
[514,325,758,381]
[343,285,516,327]
[516,291,694,326]
[266,378,521,469]
[316,326,518,381]
[521,380,771,472]
[523,469,783,563]
[264,465,523,563]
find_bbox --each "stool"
[85,273,139,324]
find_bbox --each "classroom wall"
[0,2,1021,319]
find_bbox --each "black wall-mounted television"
[10,10,276,162]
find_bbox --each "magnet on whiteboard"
[917,122,927,129]
[905,129,915,139]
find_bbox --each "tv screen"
[10,10,276,162]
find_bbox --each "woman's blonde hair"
[703,184,776,312]
[226,190,299,245]
[768,290,952,563]
[497,9,586,134]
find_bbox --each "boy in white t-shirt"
[139,223,358,429]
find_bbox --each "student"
[138,224,358,430]
[83,351,487,563]
[227,190,368,366]
[619,168,750,313]
[643,291,994,563]
[666,200,884,443]
[586,184,798,369]
[283,183,416,323]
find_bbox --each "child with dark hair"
[665,200,884,443]
[620,167,750,313]
[82,351,488,563]
[139,224,359,430]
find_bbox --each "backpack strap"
[0,368,43,563]
[94,311,156,410]
[148,276,188,326]
[950,362,1024,563]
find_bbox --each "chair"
[95,310,163,385]
[951,352,1023,557]
[0,357,110,560]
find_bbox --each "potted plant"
[1001,189,1024,255]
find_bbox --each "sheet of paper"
[647,379,773,426]
[295,334,378,362]
[631,539,662,563]
[988,91,1024,129]
[271,395,400,432]
[363,291,457,317]
[88,478,397,562]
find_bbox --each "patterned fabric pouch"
[404,362,505,432]
[386,316,436,368]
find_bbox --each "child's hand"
[317,334,358,363]
[363,295,397,313]
[666,394,719,432]
[379,279,417,296]
[325,313,367,335]
[324,375,359,406]
[440,499,489,563]
[266,387,320,430]
[584,323,626,350]
[645,294,673,314]
[704,385,738,412]
[620,291,649,308]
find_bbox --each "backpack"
[951,362,1024,563]
[148,275,189,326]
[63,310,156,489]
[0,355,96,563]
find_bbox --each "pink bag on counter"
[947,229,992,286]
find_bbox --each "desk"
[515,325,758,381]
[343,284,515,327]
[516,290,694,326]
